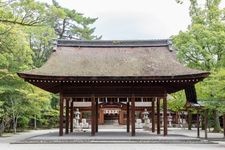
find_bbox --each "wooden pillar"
[205,109,208,139]
[163,97,168,136]
[157,98,160,134]
[70,99,74,133]
[119,110,124,124]
[127,101,130,133]
[99,109,104,124]
[96,99,98,132]
[91,96,96,136]
[223,114,225,138]
[197,110,200,138]
[188,110,192,130]
[59,93,64,136]
[152,98,155,132]
[131,95,135,136]
[65,99,69,134]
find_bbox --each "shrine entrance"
[98,99,126,125]
[62,96,168,137]
[102,108,120,125]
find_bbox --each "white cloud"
[40,0,191,39]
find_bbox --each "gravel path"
[0,128,224,150]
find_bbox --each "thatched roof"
[18,39,208,78]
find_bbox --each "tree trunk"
[10,98,17,134]
[13,116,17,134]
[212,110,221,132]
[34,115,37,129]
[175,112,179,124]
[0,122,5,136]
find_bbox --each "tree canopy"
[0,0,101,135]
[173,0,225,70]
[171,0,225,132]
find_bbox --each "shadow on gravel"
[11,130,215,144]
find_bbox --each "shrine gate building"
[18,39,209,136]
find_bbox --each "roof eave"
[17,72,210,81]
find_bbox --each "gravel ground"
[1,143,225,150]
[0,127,224,150]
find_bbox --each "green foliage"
[168,91,186,112]
[0,71,31,133]
[49,0,101,40]
[17,116,29,129]
[0,25,33,72]
[25,26,56,67]
[0,0,100,134]
[173,0,225,70]
[0,0,101,67]
[174,0,225,132]
[0,0,48,26]
[197,69,225,113]
[37,109,59,128]
[0,69,58,132]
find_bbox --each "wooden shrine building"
[18,39,209,136]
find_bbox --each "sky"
[41,0,192,40]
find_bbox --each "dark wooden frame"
[127,100,130,133]
[70,99,74,133]
[151,98,155,132]
[157,98,160,135]
[59,93,64,136]
[22,76,209,139]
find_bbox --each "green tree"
[168,91,186,112]
[0,0,101,67]
[24,86,54,129]
[173,0,225,70]
[0,0,101,135]
[173,0,225,132]
[49,0,101,40]
[197,69,225,132]
[26,26,56,67]
[0,25,33,72]
[0,24,34,134]
[0,70,29,133]
[0,0,48,26]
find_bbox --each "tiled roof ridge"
[56,39,171,48]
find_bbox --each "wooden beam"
[197,110,200,138]
[127,100,130,133]
[91,96,96,136]
[152,98,155,132]
[59,93,64,136]
[65,99,69,134]
[205,109,208,139]
[70,99,74,133]
[62,86,166,98]
[96,99,98,132]
[188,110,192,130]
[163,97,168,136]
[157,98,160,134]
[131,95,135,136]
[185,85,197,103]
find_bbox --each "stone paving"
[17,129,202,144]
[0,126,225,150]
[3,125,224,144]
